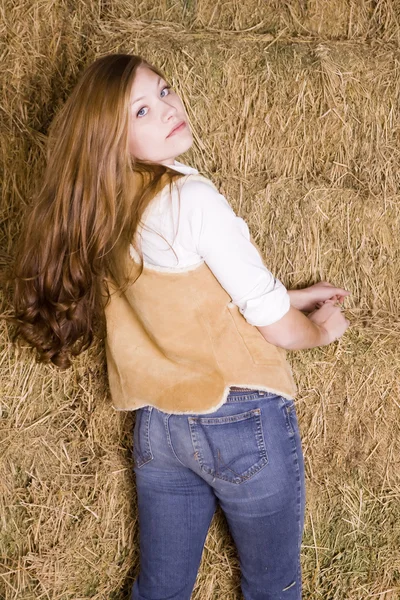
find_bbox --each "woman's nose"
[161,101,177,121]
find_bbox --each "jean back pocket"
[188,408,268,484]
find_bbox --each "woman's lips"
[166,121,186,138]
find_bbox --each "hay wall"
[1,2,400,598]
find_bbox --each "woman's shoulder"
[145,166,231,225]
[174,172,220,195]
[175,173,235,222]
[165,161,221,197]
[176,172,234,210]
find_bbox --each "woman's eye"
[160,85,171,98]
[137,107,148,118]
[136,87,172,117]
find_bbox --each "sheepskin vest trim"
[104,175,297,414]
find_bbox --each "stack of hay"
[1,1,399,598]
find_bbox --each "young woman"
[11,54,350,599]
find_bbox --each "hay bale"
[1,2,400,598]
[106,0,400,42]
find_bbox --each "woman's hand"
[307,299,350,344]
[288,282,350,313]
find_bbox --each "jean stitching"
[254,411,268,461]
[227,393,266,403]
[134,407,154,468]
[189,408,262,425]
[226,391,280,403]
[282,399,296,437]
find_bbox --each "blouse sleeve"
[178,178,290,327]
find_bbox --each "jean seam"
[282,398,296,437]
[189,408,264,425]
[286,405,304,599]
[134,407,154,468]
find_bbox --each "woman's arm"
[177,177,350,349]
[256,301,350,350]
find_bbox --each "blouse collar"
[167,160,199,175]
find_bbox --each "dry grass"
[90,0,400,42]
[1,1,400,598]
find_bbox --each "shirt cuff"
[237,280,291,326]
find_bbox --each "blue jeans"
[131,390,305,600]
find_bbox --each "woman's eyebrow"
[131,76,162,105]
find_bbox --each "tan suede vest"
[104,175,297,414]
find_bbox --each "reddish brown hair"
[9,54,183,368]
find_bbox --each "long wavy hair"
[9,54,184,369]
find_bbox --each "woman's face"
[128,65,193,166]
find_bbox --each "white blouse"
[131,161,290,327]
